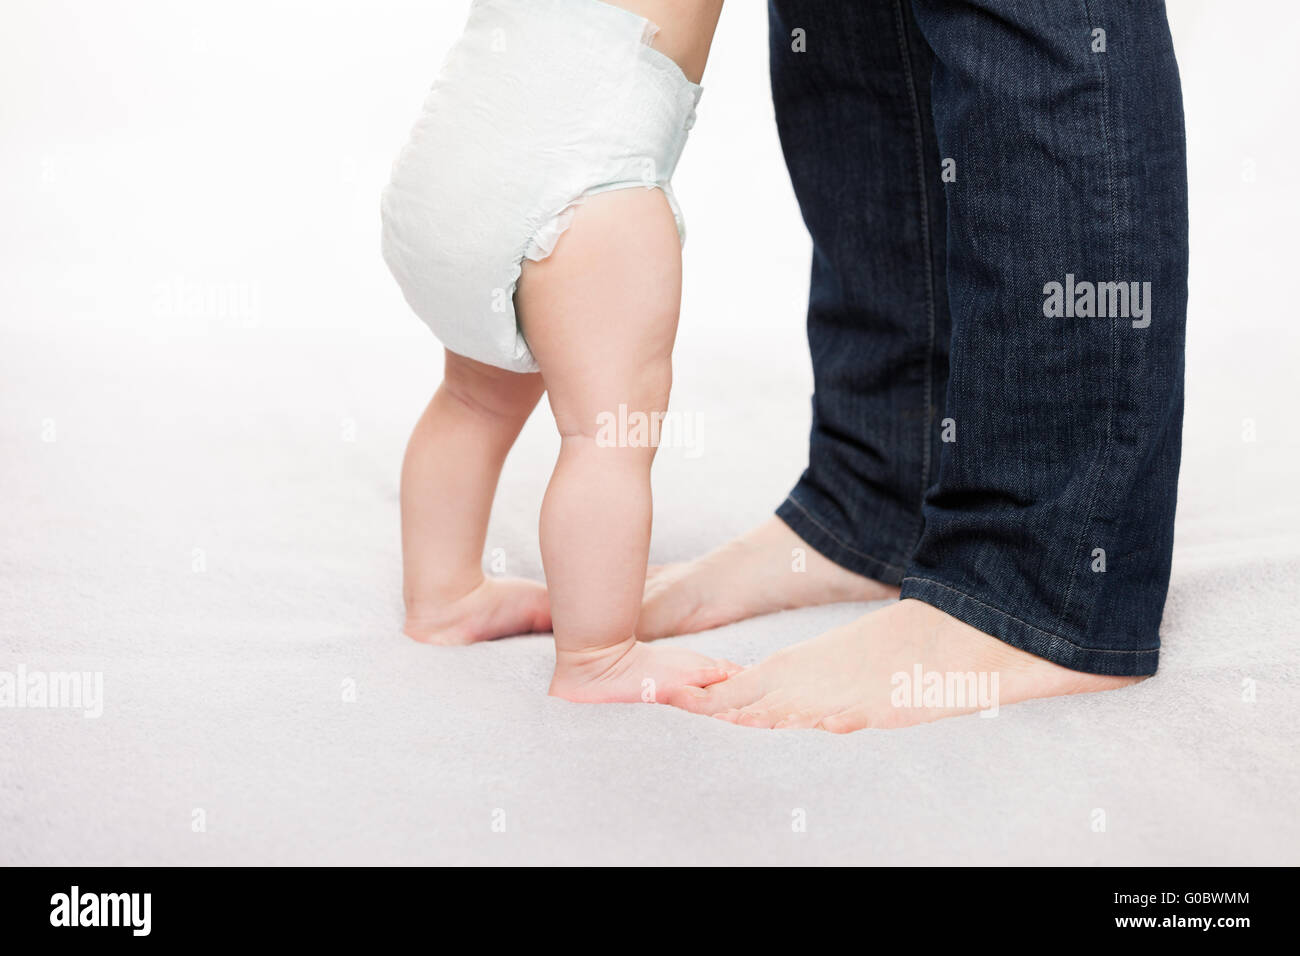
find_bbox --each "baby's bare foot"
[404,576,551,645]
[549,638,741,704]
[638,516,898,640]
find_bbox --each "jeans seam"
[892,0,937,551]
[902,575,1152,657]
[1058,0,1119,633]
[784,493,908,576]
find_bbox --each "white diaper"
[380,0,703,372]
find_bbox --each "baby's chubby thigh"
[515,185,682,438]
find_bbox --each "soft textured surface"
[1,0,1297,866]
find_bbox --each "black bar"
[0,866,1284,942]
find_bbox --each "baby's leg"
[517,188,738,702]
[401,349,551,644]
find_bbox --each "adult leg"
[640,0,949,638]
[672,0,1188,726]
[897,0,1188,676]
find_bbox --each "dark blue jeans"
[769,0,1188,676]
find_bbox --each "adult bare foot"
[637,516,898,640]
[666,598,1145,730]
[404,576,551,645]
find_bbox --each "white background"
[1,1,1296,548]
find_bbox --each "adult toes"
[772,708,825,730]
[816,706,873,735]
[730,698,788,728]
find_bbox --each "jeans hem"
[776,495,906,587]
[898,576,1159,677]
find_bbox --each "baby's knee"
[440,350,542,422]
[554,367,675,463]
[630,354,674,418]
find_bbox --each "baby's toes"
[688,664,735,688]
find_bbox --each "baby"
[380,0,734,702]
